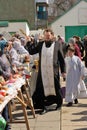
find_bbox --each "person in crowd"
[57,35,65,44]
[0,49,12,80]
[10,36,30,63]
[83,35,87,67]
[12,37,29,55]
[5,41,22,67]
[0,51,11,130]
[73,35,84,58]
[26,28,66,114]
[65,46,84,106]
[68,38,81,59]
[57,35,68,58]
[0,34,7,53]
[20,36,27,47]
[29,53,39,97]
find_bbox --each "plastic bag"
[78,80,87,98]
[0,115,6,130]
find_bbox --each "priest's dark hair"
[43,28,54,36]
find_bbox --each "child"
[65,46,84,106]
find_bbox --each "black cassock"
[26,40,66,109]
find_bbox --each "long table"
[0,76,35,130]
[0,77,25,112]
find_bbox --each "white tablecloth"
[0,77,25,113]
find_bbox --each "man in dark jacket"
[83,35,87,67]
[26,28,66,114]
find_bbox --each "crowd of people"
[0,28,87,129]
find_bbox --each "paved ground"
[10,104,61,130]
[62,98,87,130]
[61,78,87,130]
[9,78,87,130]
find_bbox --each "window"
[37,6,48,20]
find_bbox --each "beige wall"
[50,1,87,38]
[0,22,30,36]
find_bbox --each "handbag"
[78,80,87,98]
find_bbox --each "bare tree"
[48,0,77,23]
[53,0,77,16]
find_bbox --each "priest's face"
[44,31,53,41]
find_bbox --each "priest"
[26,28,66,114]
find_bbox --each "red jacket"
[74,43,81,59]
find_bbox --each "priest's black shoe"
[74,99,78,104]
[55,105,62,110]
[39,108,47,115]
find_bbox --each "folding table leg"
[23,84,35,118]
[18,90,30,130]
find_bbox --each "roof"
[49,0,87,26]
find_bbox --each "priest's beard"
[45,40,53,47]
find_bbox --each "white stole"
[41,42,56,96]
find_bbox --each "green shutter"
[65,26,87,42]
[0,21,8,27]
